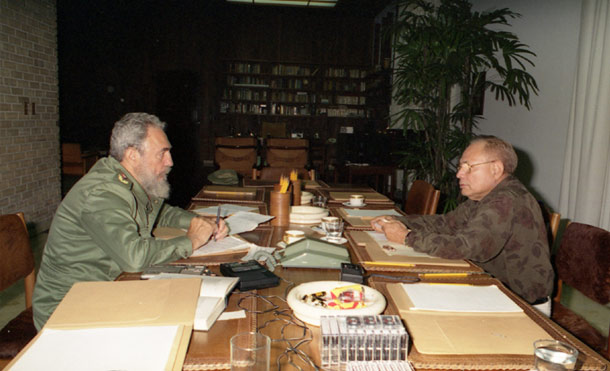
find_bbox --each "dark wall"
[57,0,381,205]
[58,0,376,151]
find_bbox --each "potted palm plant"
[391,0,539,210]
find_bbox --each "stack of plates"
[301,191,314,204]
[289,206,328,224]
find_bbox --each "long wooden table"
[136,184,610,370]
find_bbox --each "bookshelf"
[219,60,370,118]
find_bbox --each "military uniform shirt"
[33,157,195,330]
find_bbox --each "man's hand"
[370,215,410,244]
[215,218,228,241]
[186,217,216,252]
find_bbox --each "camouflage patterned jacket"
[403,176,554,304]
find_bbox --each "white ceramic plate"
[286,281,387,326]
[290,206,328,221]
[342,202,367,208]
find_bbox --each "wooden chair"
[252,167,315,181]
[538,201,561,245]
[61,143,98,176]
[404,180,440,215]
[214,137,258,178]
[551,222,610,359]
[264,138,309,169]
[0,212,37,363]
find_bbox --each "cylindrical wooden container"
[270,191,291,226]
[292,180,302,206]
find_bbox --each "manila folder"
[7,278,201,371]
[387,283,551,355]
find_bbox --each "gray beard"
[141,176,171,199]
[136,166,171,199]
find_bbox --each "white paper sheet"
[192,204,258,217]
[401,283,523,313]
[224,211,274,235]
[191,235,251,257]
[9,326,179,371]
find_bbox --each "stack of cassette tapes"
[319,315,409,370]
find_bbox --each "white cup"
[231,332,270,371]
[533,339,578,371]
[283,230,305,244]
[349,194,365,206]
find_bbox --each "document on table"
[8,326,180,371]
[191,235,252,257]
[192,204,258,217]
[365,231,431,257]
[343,209,402,218]
[225,211,273,235]
[401,283,523,313]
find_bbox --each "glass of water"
[533,339,578,371]
[321,216,344,241]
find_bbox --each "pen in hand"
[214,206,221,241]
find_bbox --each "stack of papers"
[151,274,240,331]
[192,204,258,217]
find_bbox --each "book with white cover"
[151,274,239,331]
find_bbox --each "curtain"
[559,0,610,229]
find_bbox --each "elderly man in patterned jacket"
[371,136,554,315]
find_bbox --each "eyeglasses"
[457,160,497,174]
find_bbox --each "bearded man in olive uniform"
[33,113,227,330]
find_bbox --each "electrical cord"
[237,280,321,370]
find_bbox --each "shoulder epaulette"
[116,172,133,188]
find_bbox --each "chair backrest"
[538,201,561,245]
[214,137,258,178]
[254,167,314,181]
[265,138,308,168]
[0,213,35,308]
[62,143,86,176]
[554,222,610,306]
[404,180,440,215]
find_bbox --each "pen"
[214,206,221,240]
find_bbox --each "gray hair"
[109,113,166,161]
[471,135,518,174]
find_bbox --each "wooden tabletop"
[141,184,610,370]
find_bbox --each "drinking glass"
[312,195,327,208]
[231,332,270,371]
[321,217,344,241]
[533,339,578,371]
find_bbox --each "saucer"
[320,236,348,244]
[342,201,367,208]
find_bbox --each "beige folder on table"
[349,230,472,268]
[387,282,551,355]
[6,278,201,371]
